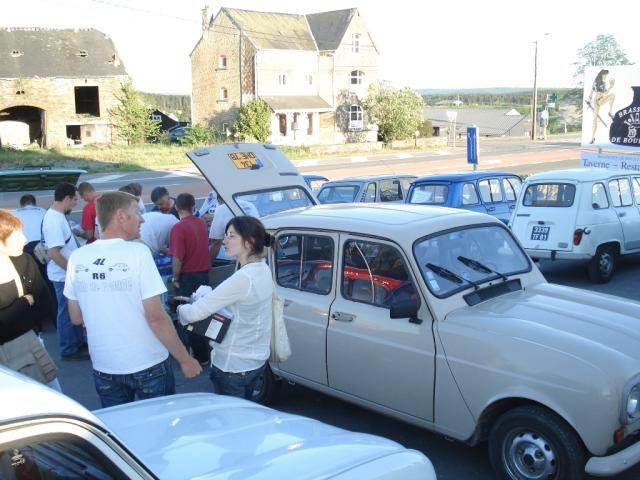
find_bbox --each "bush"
[418,120,433,138]
[178,124,224,146]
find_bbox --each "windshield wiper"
[457,256,508,282]
[426,263,479,290]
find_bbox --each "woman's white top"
[178,261,273,373]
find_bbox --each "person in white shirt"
[128,182,147,216]
[197,190,217,224]
[64,191,202,407]
[42,183,86,360]
[14,195,46,247]
[178,215,273,400]
[139,211,179,255]
[208,196,259,262]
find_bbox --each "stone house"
[191,7,379,145]
[0,28,128,148]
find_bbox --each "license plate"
[228,151,259,169]
[530,226,550,241]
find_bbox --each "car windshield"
[235,187,315,217]
[523,183,576,207]
[414,225,530,298]
[408,184,449,204]
[317,185,359,203]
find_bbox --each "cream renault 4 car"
[0,366,435,479]
[188,144,640,480]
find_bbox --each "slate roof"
[0,28,127,79]
[423,108,528,136]
[223,8,317,51]
[261,96,332,111]
[306,9,356,51]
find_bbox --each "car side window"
[502,177,521,201]
[379,180,402,202]
[401,178,413,194]
[478,179,502,203]
[275,234,333,294]
[592,183,609,209]
[364,183,376,202]
[461,183,479,205]
[633,177,640,205]
[342,240,417,307]
[609,178,633,207]
[0,434,128,480]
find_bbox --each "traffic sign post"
[467,126,479,170]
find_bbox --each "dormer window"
[76,50,88,57]
[11,50,23,58]
[352,33,360,53]
[218,55,227,69]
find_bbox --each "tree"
[573,35,631,84]
[109,81,161,144]
[234,99,272,143]
[363,83,424,143]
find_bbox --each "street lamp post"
[531,33,549,141]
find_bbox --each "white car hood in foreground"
[95,393,435,480]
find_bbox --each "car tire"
[587,245,616,283]
[250,363,280,405]
[488,405,586,480]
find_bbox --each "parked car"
[0,166,85,192]
[406,171,522,224]
[0,366,436,480]
[168,126,191,143]
[187,144,640,480]
[302,173,329,192]
[316,174,416,204]
[509,168,640,283]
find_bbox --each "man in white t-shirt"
[209,197,259,262]
[64,191,202,407]
[139,211,179,255]
[42,182,87,360]
[14,194,46,246]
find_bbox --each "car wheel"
[488,405,585,480]
[587,245,616,283]
[250,363,280,405]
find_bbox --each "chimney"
[201,5,210,32]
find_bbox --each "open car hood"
[186,144,317,218]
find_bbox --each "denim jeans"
[210,363,266,400]
[93,357,176,408]
[52,281,84,356]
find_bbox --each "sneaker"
[61,350,90,361]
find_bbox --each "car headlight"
[622,379,640,424]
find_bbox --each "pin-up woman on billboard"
[586,69,616,144]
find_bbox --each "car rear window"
[408,184,448,204]
[522,183,576,207]
[317,185,359,203]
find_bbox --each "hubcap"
[505,431,557,479]
[599,252,613,275]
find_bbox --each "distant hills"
[418,87,569,95]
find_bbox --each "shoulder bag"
[270,283,291,362]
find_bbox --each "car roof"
[263,203,498,236]
[322,174,416,186]
[0,365,104,427]
[412,170,517,183]
[526,168,633,183]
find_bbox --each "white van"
[510,168,640,282]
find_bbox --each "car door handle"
[284,300,292,307]
[332,312,355,322]
[618,212,626,218]
[486,206,496,212]
[509,204,516,209]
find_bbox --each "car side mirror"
[390,299,421,324]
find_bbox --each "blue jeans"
[210,363,266,400]
[52,281,84,356]
[93,357,176,408]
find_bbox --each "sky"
[3,0,639,95]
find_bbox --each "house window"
[222,122,229,135]
[219,88,228,101]
[218,55,227,69]
[307,113,313,135]
[74,86,100,116]
[352,33,360,53]
[76,50,88,57]
[349,105,363,130]
[278,114,287,136]
[278,74,287,86]
[305,74,313,85]
[150,114,162,122]
[350,70,365,85]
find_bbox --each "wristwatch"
[171,276,179,284]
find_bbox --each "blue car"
[406,171,522,223]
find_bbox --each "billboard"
[581,65,640,150]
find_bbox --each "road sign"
[467,126,479,168]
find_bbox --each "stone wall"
[0,75,127,148]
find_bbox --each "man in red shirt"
[169,193,211,364]
[78,182,100,243]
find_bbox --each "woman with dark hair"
[0,209,60,390]
[177,216,274,399]
[587,68,616,144]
